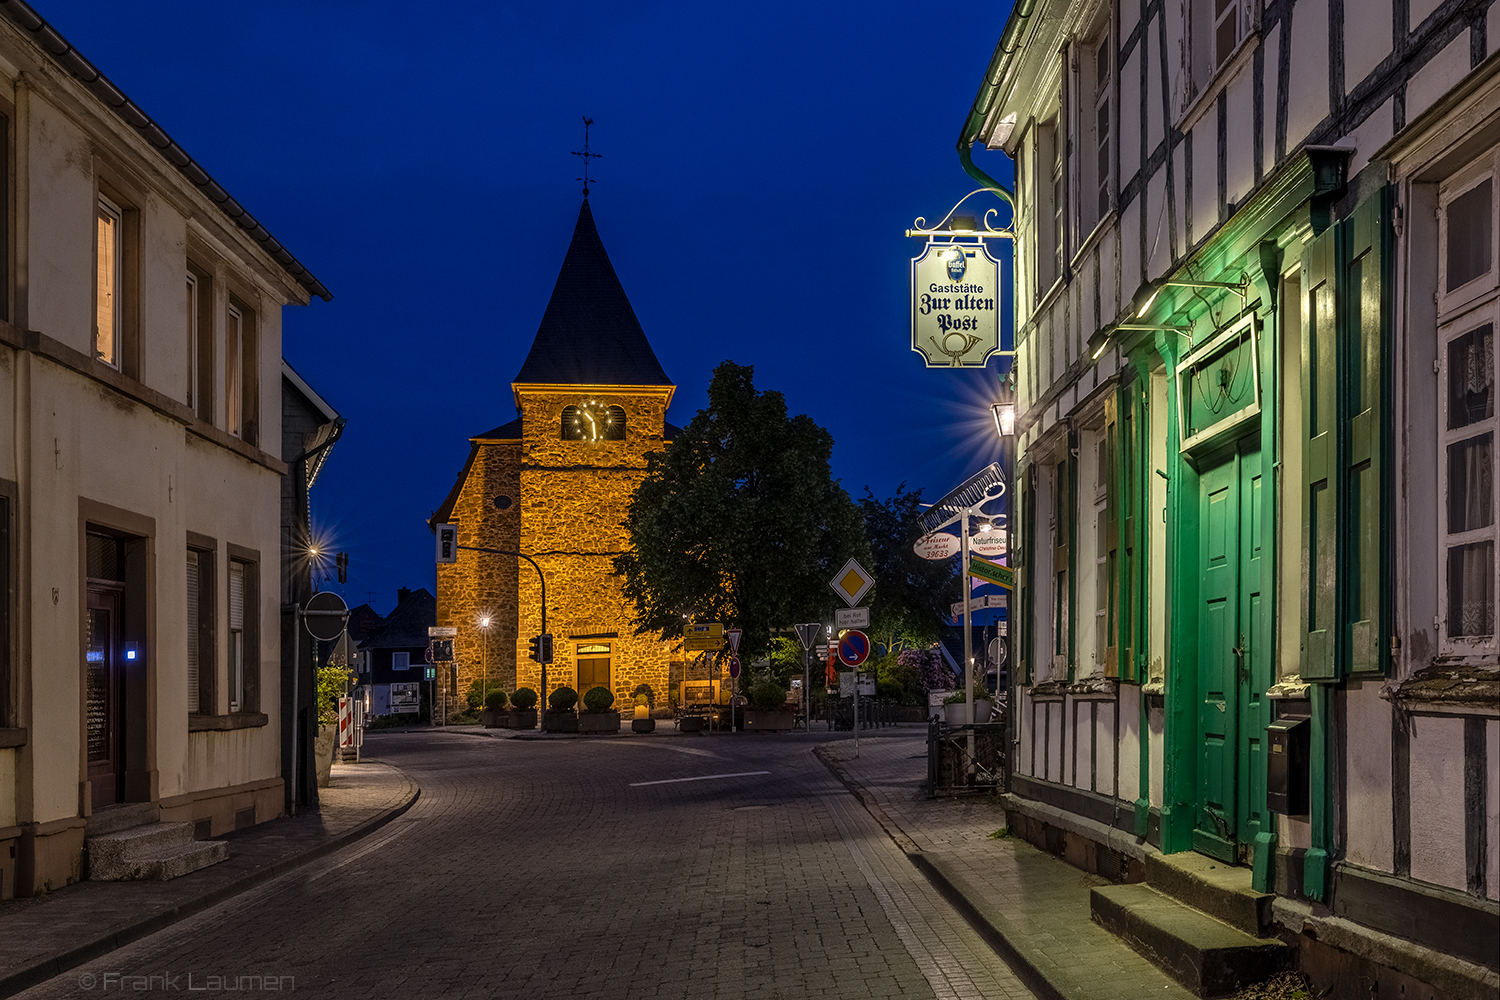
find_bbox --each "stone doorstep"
[1144,850,1275,937]
[85,802,161,837]
[1092,884,1289,998]
[86,821,229,881]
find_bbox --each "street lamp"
[478,615,492,712]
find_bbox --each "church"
[430,199,686,711]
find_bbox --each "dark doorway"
[86,585,124,809]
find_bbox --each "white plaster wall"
[137,193,188,404]
[1121,201,1142,302]
[1146,15,1163,156]
[1119,0,1138,48]
[1280,812,1312,849]
[27,96,94,359]
[1490,6,1500,64]
[1488,718,1498,900]
[1342,98,1394,185]
[1286,0,1330,153]
[0,346,14,480]
[1407,714,1468,892]
[1121,44,1142,185]
[1020,690,1034,777]
[1148,700,1165,807]
[1409,0,1443,30]
[1172,143,1187,265]
[1191,118,1218,246]
[1406,33,1469,125]
[1345,0,1393,95]
[1079,252,1095,339]
[1119,683,1141,803]
[1262,24,1281,176]
[0,750,14,827]
[1147,168,1171,280]
[1343,683,1394,873]
[1225,64,1255,208]
[1049,701,1065,781]
[1077,700,1093,788]
[1100,226,1118,324]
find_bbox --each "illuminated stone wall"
[437,384,683,711]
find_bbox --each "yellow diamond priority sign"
[829,558,875,608]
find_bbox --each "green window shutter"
[1342,189,1389,675]
[1104,394,1120,679]
[1020,462,1037,685]
[1120,382,1139,683]
[1301,225,1339,680]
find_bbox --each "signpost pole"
[804,648,811,731]
[853,674,859,757]
[961,511,975,775]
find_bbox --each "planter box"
[480,709,502,728]
[632,718,656,733]
[578,711,620,734]
[944,700,994,726]
[743,709,796,732]
[315,726,337,788]
[500,709,537,729]
[542,711,578,733]
[678,715,705,733]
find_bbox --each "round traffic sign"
[728,656,741,678]
[837,629,871,666]
[304,591,349,641]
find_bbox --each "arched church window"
[561,401,626,441]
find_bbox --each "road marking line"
[629,770,770,787]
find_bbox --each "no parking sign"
[837,630,870,666]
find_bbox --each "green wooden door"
[1196,459,1239,860]
[1236,448,1270,849]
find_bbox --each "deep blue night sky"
[40,1,1018,614]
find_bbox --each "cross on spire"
[571,116,602,198]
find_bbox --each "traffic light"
[336,552,348,584]
[528,635,543,662]
[539,633,553,664]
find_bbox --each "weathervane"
[571,116,602,198]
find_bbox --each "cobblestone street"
[16,730,1036,1000]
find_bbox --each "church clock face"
[562,400,626,442]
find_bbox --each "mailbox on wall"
[1266,718,1310,815]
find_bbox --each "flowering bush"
[898,646,952,693]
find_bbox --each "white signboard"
[389,682,420,715]
[428,626,458,637]
[970,534,1007,557]
[835,607,870,629]
[914,532,959,560]
[911,241,1002,368]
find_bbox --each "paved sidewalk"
[816,732,1195,1000]
[0,759,418,999]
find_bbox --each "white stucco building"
[0,4,330,896]
[967,0,1499,994]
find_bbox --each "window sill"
[1027,678,1068,701]
[1069,211,1118,276]
[1267,676,1312,700]
[1381,666,1499,716]
[1068,674,1118,700]
[0,728,26,749]
[1175,34,1260,136]
[189,712,269,732]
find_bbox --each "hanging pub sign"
[910,240,1002,368]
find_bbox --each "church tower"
[432,200,681,710]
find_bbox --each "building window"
[1436,155,1500,655]
[1191,0,1248,95]
[96,196,123,368]
[226,303,243,438]
[228,560,245,712]
[393,651,410,671]
[186,274,198,409]
[186,546,216,715]
[1091,31,1112,226]
[1093,438,1109,669]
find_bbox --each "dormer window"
[561,401,626,441]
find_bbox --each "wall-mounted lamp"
[1133,273,1250,319]
[1089,322,1195,361]
[991,401,1016,438]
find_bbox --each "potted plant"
[943,688,994,726]
[508,687,539,729]
[578,686,620,734]
[744,677,795,732]
[314,665,349,787]
[480,689,508,728]
[631,684,655,733]
[542,686,579,733]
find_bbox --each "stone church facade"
[431,200,684,710]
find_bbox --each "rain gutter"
[0,0,333,302]
[955,0,1041,204]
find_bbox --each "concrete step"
[85,802,161,837]
[1145,851,1275,936]
[1091,883,1289,998]
[86,821,227,881]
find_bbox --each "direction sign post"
[793,623,821,730]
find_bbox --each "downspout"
[955,0,1038,204]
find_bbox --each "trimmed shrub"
[510,687,539,711]
[548,686,578,712]
[748,678,788,712]
[582,686,615,713]
[484,690,507,712]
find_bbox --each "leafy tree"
[859,484,959,655]
[615,361,868,660]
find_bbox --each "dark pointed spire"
[512,200,672,387]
